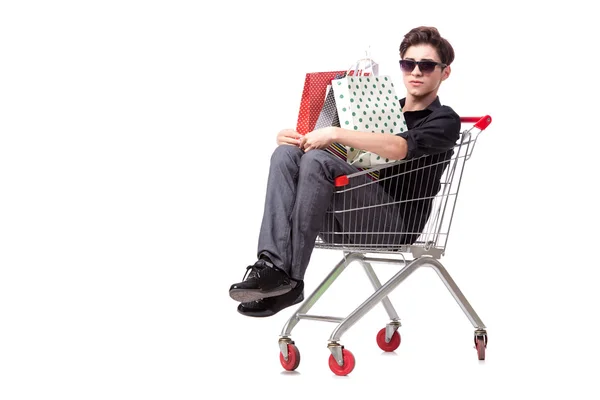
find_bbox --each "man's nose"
[411,65,423,76]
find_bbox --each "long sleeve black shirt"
[378,96,461,239]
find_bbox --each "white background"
[1,0,599,399]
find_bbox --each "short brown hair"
[399,26,455,66]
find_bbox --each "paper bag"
[346,58,379,77]
[315,84,379,181]
[331,75,407,168]
[295,71,346,135]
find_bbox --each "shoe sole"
[229,285,293,303]
[237,293,305,318]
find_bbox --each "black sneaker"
[229,259,293,303]
[237,281,304,318]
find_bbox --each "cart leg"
[327,257,487,343]
[427,260,486,330]
[280,252,364,338]
[328,257,426,342]
[429,260,488,359]
[359,260,401,324]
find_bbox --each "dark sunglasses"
[399,59,447,73]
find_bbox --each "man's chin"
[408,90,425,98]
[407,89,433,100]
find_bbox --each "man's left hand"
[301,127,337,152]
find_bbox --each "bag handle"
[346,58,376,76]
[346,47,377,76]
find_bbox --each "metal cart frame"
[278,115,492,375]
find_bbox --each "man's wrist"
[331,127,341,142]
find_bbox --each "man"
[229,26,461,317]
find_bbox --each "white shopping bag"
[331,74,408,168]
[346,57,379,77]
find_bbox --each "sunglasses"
[399,59,447,73]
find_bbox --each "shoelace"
[242,263,265,281]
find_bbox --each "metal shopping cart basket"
[278,115,492,376]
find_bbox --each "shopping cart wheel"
[328,348,355,376]
[279,343,301,371]
[376,328,401,352]
[475,337,486,361]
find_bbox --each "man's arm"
[301,108,460,160]
[398,111,461,159]
[334,128,408,160]
[301,127,408,160]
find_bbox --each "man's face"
[401,44,450,99]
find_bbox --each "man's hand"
[276,129,303,146]
[301,127,337,152]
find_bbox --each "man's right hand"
[276,129,303,147]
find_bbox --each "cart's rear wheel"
[376,328,401,352]
[280,343,301,371]
[328,348,355,376]
[475,337,486,360]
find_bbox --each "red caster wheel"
[376,328,401,352]
[280,343,301,371]
[475,337,486,361]
[328,348,355,376]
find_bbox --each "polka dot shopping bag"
[314,81,379,181]
[331,75,408,168]
[295,71,346,135]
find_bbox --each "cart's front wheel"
[376,328,401,352]
[328,348,355,376]
[280,343,301,371]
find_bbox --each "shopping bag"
[295,70,346,135]
[300,58,378,135]
[315,83,380,181]
[312,60,379,162]
[331,75,407,168]
[314,83,345,160]
[346,57,378,77]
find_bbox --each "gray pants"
[257,145,411,281]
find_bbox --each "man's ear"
[442,65,451,81]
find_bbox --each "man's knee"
[271,144,303,166]
[299,150,336,179]
[299,149,330,168]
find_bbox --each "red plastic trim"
[474,115,492,130]
[460,115,492,131]
[334,175,349,187]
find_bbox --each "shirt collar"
[400,96,442,111]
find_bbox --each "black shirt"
[378,96,461,240]
[396,97,461,159]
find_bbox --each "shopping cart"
[278,115,492,376]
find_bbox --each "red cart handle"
[460,115,492,130]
